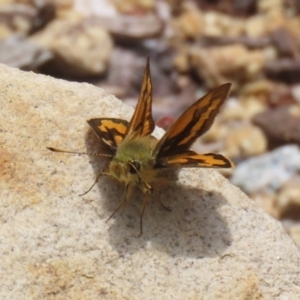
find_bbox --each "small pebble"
[224,125,267,158]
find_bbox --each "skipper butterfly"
[48,58,233,235]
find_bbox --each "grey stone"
[231,145,300,193]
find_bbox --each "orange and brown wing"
[125,57,155,139]
[156,151,233,168]
[153,83,231,159]
[87,118,128,153]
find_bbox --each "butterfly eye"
[128,161,141,174]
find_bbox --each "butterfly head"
[107,158,142,186]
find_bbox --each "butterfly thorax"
[106,135,158,192]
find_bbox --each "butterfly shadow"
[84,129,232,259]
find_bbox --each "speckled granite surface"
[1,64,300,299]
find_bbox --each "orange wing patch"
[87,118,128,151]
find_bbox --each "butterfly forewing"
[153,83,231,159]
[125,58,155,138]
[87,118,128,153]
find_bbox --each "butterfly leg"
[79,171,106,196]
[159,199,172,212]
[139,193,149,237]
[106,184,131,223]
[154,177,172,211]
[138,183,153,236]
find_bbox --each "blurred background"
[1,0,300,247]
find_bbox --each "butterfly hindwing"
[125,57,155,139]
[87,118,128,153]
[156,151,233,168]
[153,83,231,159]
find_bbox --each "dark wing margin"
[125,57,155,138]
[87,118,128,152]
[153,83,231,159]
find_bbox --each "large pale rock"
[0,64,300,299]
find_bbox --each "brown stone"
[253,104,300,147]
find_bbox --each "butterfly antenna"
[47,147,113,158]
